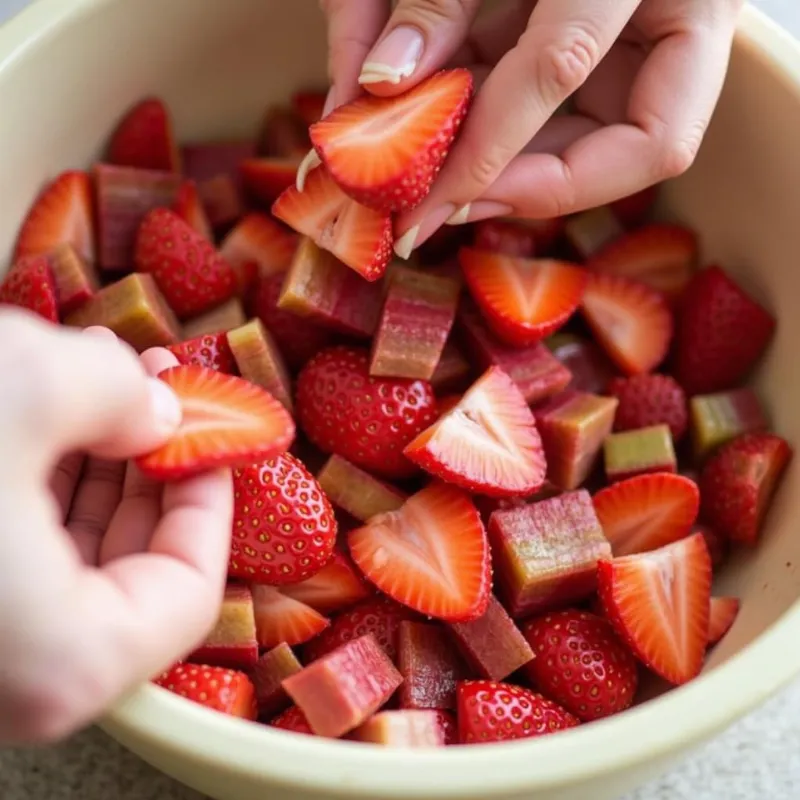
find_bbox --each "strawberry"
[673,265,776,396]
[699,432,792,545]
[459,248,588,346]
[597,532,712,685]
[522,609,638,721]
[173,180,213,241]
[229,453,337,585]
[708,596,740,645]
[14,171,95,265]
[580,272,673,375]
[241,158,301,205]
[592,473,699,556]
[456,681,579,744]
[433,709,459,745]
[694,523,728,570]
[272,166,392,281]
[296,346,438,480]
[107,97,180,173]
[0,255,59,322]
[292,89,328,126]
[609,185,659,228]
[153,663,257,720]
[404,367,546,497]
[135,365,295,480]
[251,585,330,649]
[348,482,491,622]
[607,373,688,441]
[270,705,314,734]
[309,69,473,213]
[167,332,237,373]
[472,219,537,258]
[134,208,237,318]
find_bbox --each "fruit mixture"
[1,72,792,748]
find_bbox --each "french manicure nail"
[393,225,420,260]
[322,86,336,118]
[394,204,455,259]
[296,149,322,192]
[82,326,117,341]
[359,26,424,85]
[148,377,182,433]
[446,201,514,225]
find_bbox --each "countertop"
[1,1,799,799]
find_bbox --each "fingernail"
[446,201,514,225]
[322,86,336,118]
[296,149,322,192]
[148,377,182,433]
[359,26,424,85]
[393,225,420,260]
[82,326,117,342]
[393,203,455,259]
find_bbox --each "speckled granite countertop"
[1,1,799,799]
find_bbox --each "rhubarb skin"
[282,634,403,738]
[252,642,303,718]
[370,266,460,380]
[690,388,768,462]
[448,595,534,681]
[430,340,472,394]
[317,455,407,522]
[457,301,571,404]
[64,273,180,351]
[47,243,99,315]
[489,490,612,618]
[604,424,677,482]
[534,391,619,490]
[397,621,468,710]
[546,332,618,395]
[350,710,448,747]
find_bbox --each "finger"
[358,0,483,94]
[50,453,84,521]
[392,0,641,255]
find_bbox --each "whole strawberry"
[168,332,237,373]
[135,207,236,318]
[229,453,337,585]
[521,609,638,722]
[296,346,438,479]
[0,255,59,322]
[608,373,688,441]
[456,681,579,744]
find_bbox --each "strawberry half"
[347,482,491,622]
[251,585,330,649]
[292,89,328,126]
[597,532,712,685]
[135,365,295,480]
[167,332,237,373]
[309,69,473,213]
[14,171,95,265]
[270,705,314,734]
[0,255,59,322]
[173,180,213,241]
[607,373,688,441]
[700,432,792,545]
[459,247,588,346]
[708,596,740,645]
[107,97,180,173]
[404,366,547,498]
[272,166,392,281]
[580,272,673,375]
[241,158,301,205]
[592,473,699,557]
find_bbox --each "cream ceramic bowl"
[1,1,800,798]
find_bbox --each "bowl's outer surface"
[2,1,800,799]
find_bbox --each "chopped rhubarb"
[282,634,403,738]
[189,584,258,669]
[227,318,293,412]
[546,332,617,395]
[219,212,298,280]
[430,340,472,394]
[689,388,768,461]
[241,157,300,205]
[604,424,677,482]
[317,455,406,522]
[448,595,534,681]
[64,273,180,351]
[534,391,618,490]
[252,643,303,718]
[168,332,237,373]
[34,243,96,316]
[564,206,625,259]
[488,490,612,618]
[350,710,448,747]
[708,597,740,646]
[182,140,256,183]
[182,297,247,338]
[258,106,309,158]
[198,174,245,229]
[370,266,460,380]
[251,585,330,649]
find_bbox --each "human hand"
[320,0,743,256]
[0,310,233,744]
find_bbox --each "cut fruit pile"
[3,82,792,748]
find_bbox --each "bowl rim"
[2,0,800,796]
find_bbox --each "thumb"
[358,0,482,95]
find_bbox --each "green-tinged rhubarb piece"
[604,424,676,482]
[48,243,99,315]
[189,584,258,669]
[690,388,768,461]
[350,710,448,747]
[182,297,246,338]
[252,643,303,718]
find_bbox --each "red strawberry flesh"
[240,157,301,205]
[252,585,330,649]
[608,373,688,441]
[168,332,237,373]
[173,180,213,241]
[154,663,257,720]
[708,597,740,645]
[108,97,180,173]
[269,705,314,734]
[0,255,59,323]
[219,212,298,281]
[546,332,617,395]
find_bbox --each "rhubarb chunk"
[370,266,460,380]
[198,174,245,229]
[350,710,447,747]
[690,388,768,461]
[534,391,618,490]
[397,622,467,710]
[604,424,677,482]
[189,584,258,669]
[182,297,246,338]
[227,318,293,412]
[252,643,303,717]
[430,340,472,394]
[64,273,180,350]
[448,595,533,681]
[564,206,624,259]
[283,634,403,738]
[489,490,612,617]
[546,332,617,395]
[47,243,99,315]
[182,140,256,183]
[317,455,406,522]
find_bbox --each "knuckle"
[465,144,517,191]
[536,26,599,99]
[656,124,706,180]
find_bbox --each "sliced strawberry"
[592,473,699,557]
[292,89,328,126]
[107,97,180,173]
[167,332,237,373]
[708,596,740,645]
[347,482,491,622]
[404,367,546,498]
[580,272,673,375]
[251,585,330,649]
[673,265,776,396]
[607,373,688,441]
[241,158,300,205]
[135,365,295,480]
[272,166,392,281]
[0,255,59,322]
[173,180,213,241]
[14,171,95,265]
[309,69,473,213]
[269,705,314,734]
[459,247,588,346]
[472,219,537,258]
[597,532,712,685]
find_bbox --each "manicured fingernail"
[148,377,182,432]
[296,149,322,191]
[359,26,424,85]
[394,203,455,258]
[393,225,420,260]
[82,326,117,342]
[446,201,514,225]
[322,86,336,118]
